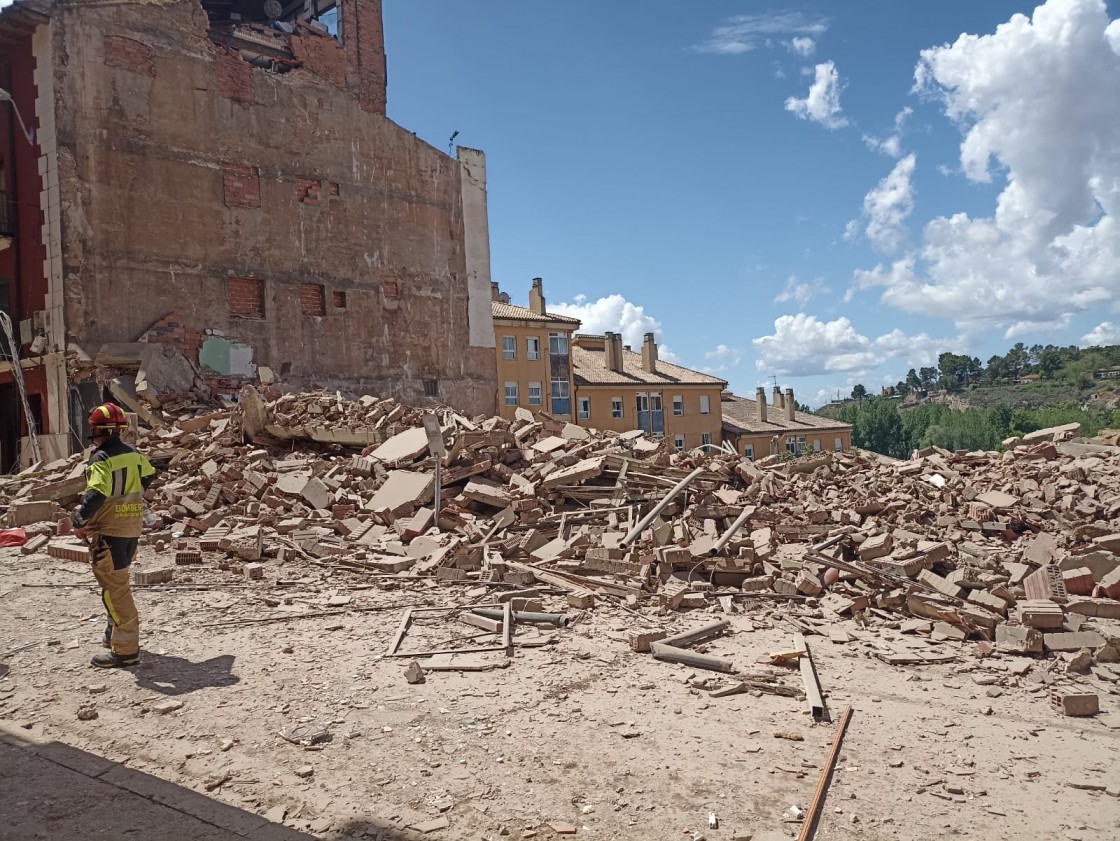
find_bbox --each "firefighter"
[71,403,157,668]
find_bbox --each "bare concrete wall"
[52,0,496,415]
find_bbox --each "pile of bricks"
[3,390,1120,717]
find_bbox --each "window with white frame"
[700,394,710,415]
[673,395,683,416]
[611,397,623,418]
[744,444,755,461]
[674,435,685,452]
[786,435,806,455]
[701,433,712,448]
[504,382,519,406]
[550,379,570,414]
[548,332,568,355]
[526,336,541,360]
[578,397,590,419]
[834,437,843,452]
[528,382,542,406]
[813,438,821,452]
[502,336,516,360]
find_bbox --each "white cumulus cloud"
[863,107,912,158]
[1082,322,1120,347]
[752,313,944,376]
[774,275,826,305]
[702,344,743,373]
[855,0,1120,336]
[785,61,848,128]
[694,12,827,55]
[789,37,816,56]
[846,154,917,253]
[550,294,678,362]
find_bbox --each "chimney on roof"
[641,332,657,373]
[491,282,500,303]
[756,387,767,424]
[604,332,624,373]
[785,388,795,421]
[529,277,545,315]
[773,385,783,410]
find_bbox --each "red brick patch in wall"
[229,277,265,318]
[297,179,339,206]
[343,0,387,115]
[291,34,348,87]
[141,312,203,363]
[382,280,399,298]
[105,35,156,77]
[332,290,347,309]
[222,162,261,208]
[216,51,255,104]
[301,283,325,317]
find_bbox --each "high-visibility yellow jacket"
[75,437,157,538]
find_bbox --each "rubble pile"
[2,390,1119,715]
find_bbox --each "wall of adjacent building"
[494,321,575,421]
[728,428,852,460]
[576,385,724,450]
[48,0,496,416]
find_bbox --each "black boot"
[91,652,140,668]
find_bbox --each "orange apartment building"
[721,387,852,460]
[571,332,727,452]
[491,279,580,422]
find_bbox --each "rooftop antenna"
[448,130,459,156]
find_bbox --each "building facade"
[571,333,726,452]
[721,388,853,460]
[491,279,580,422]
[0,0,497,470]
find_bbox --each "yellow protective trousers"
[89,533,140,656]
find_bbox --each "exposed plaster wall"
[457,146,496,349]
[52,0,495,415]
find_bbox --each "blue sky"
[385,0,1120,406]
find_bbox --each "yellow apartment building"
[721,388,853,460]
[491,279,581,422]
[571,333,727,451]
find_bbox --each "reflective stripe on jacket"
[83,441,156,538]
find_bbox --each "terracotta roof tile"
[571,345,727,387]
[491,302,581,325]
[720,394,852,434]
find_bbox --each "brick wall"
[104,35,155,77]
[222,162,261,208]
[229,277,264,318]
[300,283,325,316]
[342,0,387,114]
[215,50,255,104]
[291,33,348,88]
[296,178,338,206]
[141,312,203,362]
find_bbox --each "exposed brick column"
[341,0,386,114]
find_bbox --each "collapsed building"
[0,0,498,471]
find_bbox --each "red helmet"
[89,402,128,434]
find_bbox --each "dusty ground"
[2,544,1119,841]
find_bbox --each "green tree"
[851,384,867,401]
[905,368,921,391]
[853,398,904,457]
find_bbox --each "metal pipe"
[471,608,570,628]
[710,506,755,555]
[649,642,734,673]
[620,466,706,547]
[661,619,729,649]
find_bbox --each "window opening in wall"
[332,290,347,309]
[502,336,516,360]
[835,437,843,452]
[229,276,265,319]
[744,444,754,461]
[526,336,541,360]
[0,277,12,361]
[813,438,821,452]
[528,382,542,406]
[578,397,590,420]
[423,379,439,398]
[301,283,326,317]
[701,433,712,448]
[611,397,623,419]
[673,395,683,416]
[504,382,519,406]
[700,394,710,415]
[548,332,568,356]
[786,436,806,455]
[550,379,570,415]
[674,435,685,452]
